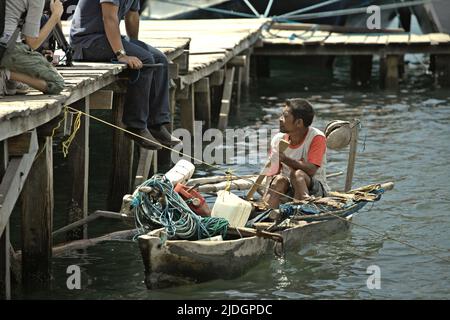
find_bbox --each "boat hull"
[138,215,352,289]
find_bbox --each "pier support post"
[21,136,53,293]
[218,67,236,130]
[179,85,196,135]
[135,150,157,188]
[173,50,189,75]
[241,49,252,89]
[209,69,225,125]
[194,78,212,129]
[108,87,135,212]
[66,98,90,240]
[434,54,450,87]
[229,56,246,116]
[351,55,373,86]
[0,142,10,300]
[158,81,177,170]
[0,225,10,300]
[380,55,400,90]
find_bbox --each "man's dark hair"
[285,98,315,127]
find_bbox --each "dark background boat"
[60,0,448,34]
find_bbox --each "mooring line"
[63,105,450,263]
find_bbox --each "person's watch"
[115,49,126,59]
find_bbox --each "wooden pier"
[255,23,450,88]
[0,18,267,299]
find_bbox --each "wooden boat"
[137,182,393,289]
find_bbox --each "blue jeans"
[80,36,171,129]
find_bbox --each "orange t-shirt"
[305,135,327,167]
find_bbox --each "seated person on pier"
[69,0,181,150]
[263,98,330,209]
[0,0,65,95]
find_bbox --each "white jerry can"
[164,159,195,186]
[211,190,252,228]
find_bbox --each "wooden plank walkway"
[258,24,450,55]
[132,19,268,86]
[0,18,269,298]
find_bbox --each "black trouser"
[81,36,170,129]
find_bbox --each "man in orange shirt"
[263,98,329,209]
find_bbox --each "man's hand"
[270,150,286,164]
[50,0,64,20]
[118,55,143,69]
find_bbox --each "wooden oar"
[228,226,284,243]
[246,139,290,200]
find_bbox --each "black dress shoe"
[125,128,162,150]
[149,125,182,147]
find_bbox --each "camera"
[40,0,74,66]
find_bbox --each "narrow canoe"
[138,182,392,289]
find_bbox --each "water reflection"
[21,55,450,299]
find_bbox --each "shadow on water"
[17,54,450,299]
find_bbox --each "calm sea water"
[16,55,450,300]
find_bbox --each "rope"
[132,174,228,240]
[33,110,68,161]
[62,110,82,158]
[224,169,234,192]
[63,106,450,264]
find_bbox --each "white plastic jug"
[164,160,195,186]
[211,190,252,228]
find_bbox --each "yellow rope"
[33,109,68,161]
[62,105,450,263]
[51,109,67,138]
[62,110,82,158]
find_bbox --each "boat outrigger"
[118,119,394,289]
[135,179,393,289]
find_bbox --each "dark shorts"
[285,177,327,200]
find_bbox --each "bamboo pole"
[344,121,360,192]
[0,141,10,300]
[53,211,132,237]
[189,172,344,193]
[15,229,139,260]
[186,174,256,186]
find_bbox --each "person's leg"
[83,37,158,129]
[263,175,290,209]
[309,178,327,198]
[81,36,163,150]
[127,39,171,127]
[1,43,64,94]
[9,71,47,92]
[290,169,312,201]
[126,39,180,146]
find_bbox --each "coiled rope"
[131,174,228,240]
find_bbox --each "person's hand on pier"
[118,55,143,69]
[50,0,64,20]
